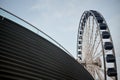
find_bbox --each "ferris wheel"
[77,10,118,80]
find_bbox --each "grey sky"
[0,0,120,79]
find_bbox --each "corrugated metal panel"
[0,15,94,80]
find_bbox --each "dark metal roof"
[0,15,94,80]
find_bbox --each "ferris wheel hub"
[80,58,102,67]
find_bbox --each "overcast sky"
[0,0,120,79]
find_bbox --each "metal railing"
[0,7,74,58]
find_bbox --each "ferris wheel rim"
[77,10,118,80]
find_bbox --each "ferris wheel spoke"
[89,27,99,55]
[89,65,96,78]
[88,17,94,53]
[83,22,87,40]
[95,66,104,80]
[92,39,101,57]
[93,49,103,60]
[87,17,92,53]
[88,16,91,43]
[95,50,111,58]
[89,17,94,46]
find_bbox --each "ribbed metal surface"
[0,15,94,80]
